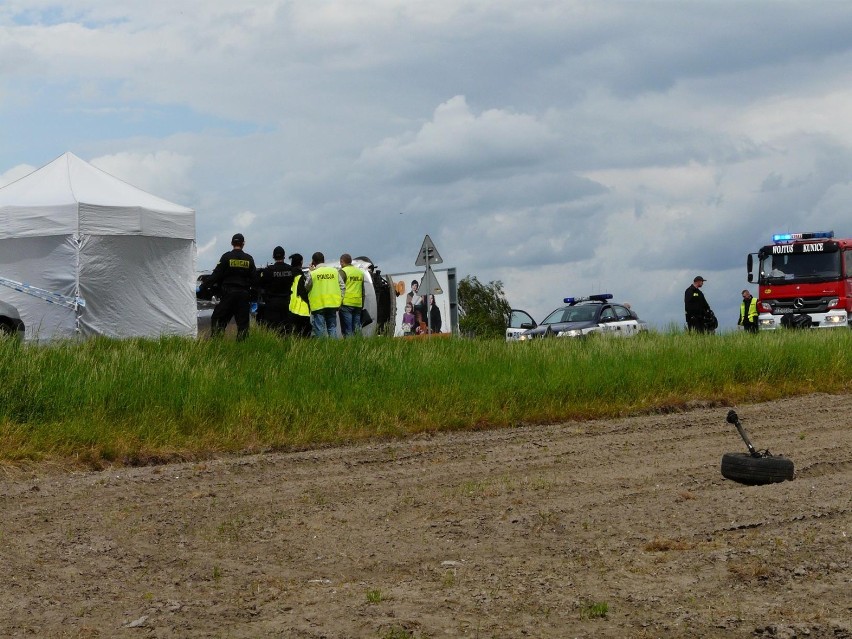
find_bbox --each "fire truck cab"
[746,231,852,330]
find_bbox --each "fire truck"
[746,231,852,329]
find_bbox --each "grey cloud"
[358,96,558,184]
[761,172,784,192]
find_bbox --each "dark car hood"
[523,320,596,337]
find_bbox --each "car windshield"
[759,250,841,283]
[541,304,598,324]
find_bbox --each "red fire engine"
[746,231,852,329]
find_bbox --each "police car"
[507,294,647,341]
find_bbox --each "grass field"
[1,328,849,466]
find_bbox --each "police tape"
[0,276,86,310]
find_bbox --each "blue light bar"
[564,293,613,305]
[772,231,834,242]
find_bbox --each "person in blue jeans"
[339,253,364,337]
[304,251,344,337]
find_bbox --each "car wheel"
[720,452,794,485]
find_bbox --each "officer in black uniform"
[201,233,257,340]
[684,275,712,333]
[257,245,297,334]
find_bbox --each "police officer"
[739,289,759,333]
[304,251,344,338]
[288,253,312,337]
[684,275,712,333]
[201,233,257,340]
[257,246,297,334]
[339,253,364,337]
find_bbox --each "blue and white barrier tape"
[0,276,86,310]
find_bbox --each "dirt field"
[1,393,850,639]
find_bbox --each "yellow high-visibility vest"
[740,297,758,323]
[342,265,364,307]
[289,275,310,317]
[308,266,341,311]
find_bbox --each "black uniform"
[684,284,711,333]
[371,270,393,333]
[429,302,442,333]
[203,247,257,340]
[257,262,297,333]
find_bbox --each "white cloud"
[359,96,556,183]
[733,88,852,145]
[233,210,256,229]
[90,151,195,205]
[195,237,218,264]
[0,163,37,188]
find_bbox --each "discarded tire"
[720,453,794,485]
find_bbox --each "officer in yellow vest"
[287,253,312,337]
[739,289,759,333]
[304,251,345,337]
[339,253,364,337]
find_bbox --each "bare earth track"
[1,393,850,638]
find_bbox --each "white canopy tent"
[0,152,197,340]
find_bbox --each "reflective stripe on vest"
[289,275,310,317]
[342,265,364,307]
[308,266,341,311]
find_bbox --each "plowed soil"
[2,393,850,638]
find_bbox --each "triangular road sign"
[419,268,443,295]
[415,234,443,266]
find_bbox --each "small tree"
[458,275,512,339]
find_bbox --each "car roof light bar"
[772,231,834,243]
[563,293,613,305]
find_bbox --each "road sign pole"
[425,264,432,335]
[414,234,444,337]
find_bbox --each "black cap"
[694,275,706,282]
[272,246,285,259]
[231,233,245,244]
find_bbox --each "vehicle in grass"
[746,230,852,330]
[508,294,647,341]
[0,298,25,339]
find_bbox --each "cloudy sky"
[3,1,852,330]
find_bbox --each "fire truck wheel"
[720,453,794,485]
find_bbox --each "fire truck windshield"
[759,249,841,283]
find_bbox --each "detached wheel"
[721,453,794,485]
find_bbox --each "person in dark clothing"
[428,295,442,333]
[200,233,257,340]
[370,267,393,333]
[287,253,312,337]
[684,275,712,333]
[257,245,297,334]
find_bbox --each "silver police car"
[508,294,646,341]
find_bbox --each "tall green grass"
[1,328,849,465]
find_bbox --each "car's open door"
[506,309,536,341]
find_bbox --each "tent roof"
[0,152,192,213]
